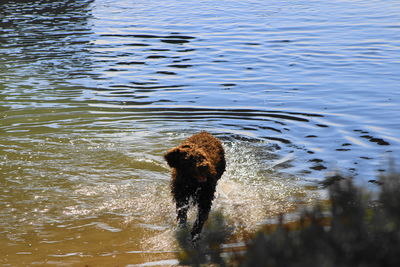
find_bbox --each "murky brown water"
[1,0,399,265]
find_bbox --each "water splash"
[65,140,316,251]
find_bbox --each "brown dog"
[164,131,226,241]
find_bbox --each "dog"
[164,131,226,241]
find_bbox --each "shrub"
[176,173,400,267]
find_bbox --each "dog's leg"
[176,199,189,227]
[191,195,213,241]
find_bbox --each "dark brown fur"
[164,131,226,240]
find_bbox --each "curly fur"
[164,131,226,240]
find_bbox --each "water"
[1,0,399,265]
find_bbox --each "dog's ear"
[164,147,188,168]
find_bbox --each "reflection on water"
[1,0,400,265]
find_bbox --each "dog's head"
[164,144,215,182]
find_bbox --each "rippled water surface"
[1,0,399,265]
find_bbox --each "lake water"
[1,0,399,265]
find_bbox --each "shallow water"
[1,0,399,265]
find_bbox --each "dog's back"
[184,131,225,177]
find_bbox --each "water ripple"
[1,0,400,264]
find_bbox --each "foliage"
[176,173,400,267]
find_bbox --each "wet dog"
[164,131,226,241]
